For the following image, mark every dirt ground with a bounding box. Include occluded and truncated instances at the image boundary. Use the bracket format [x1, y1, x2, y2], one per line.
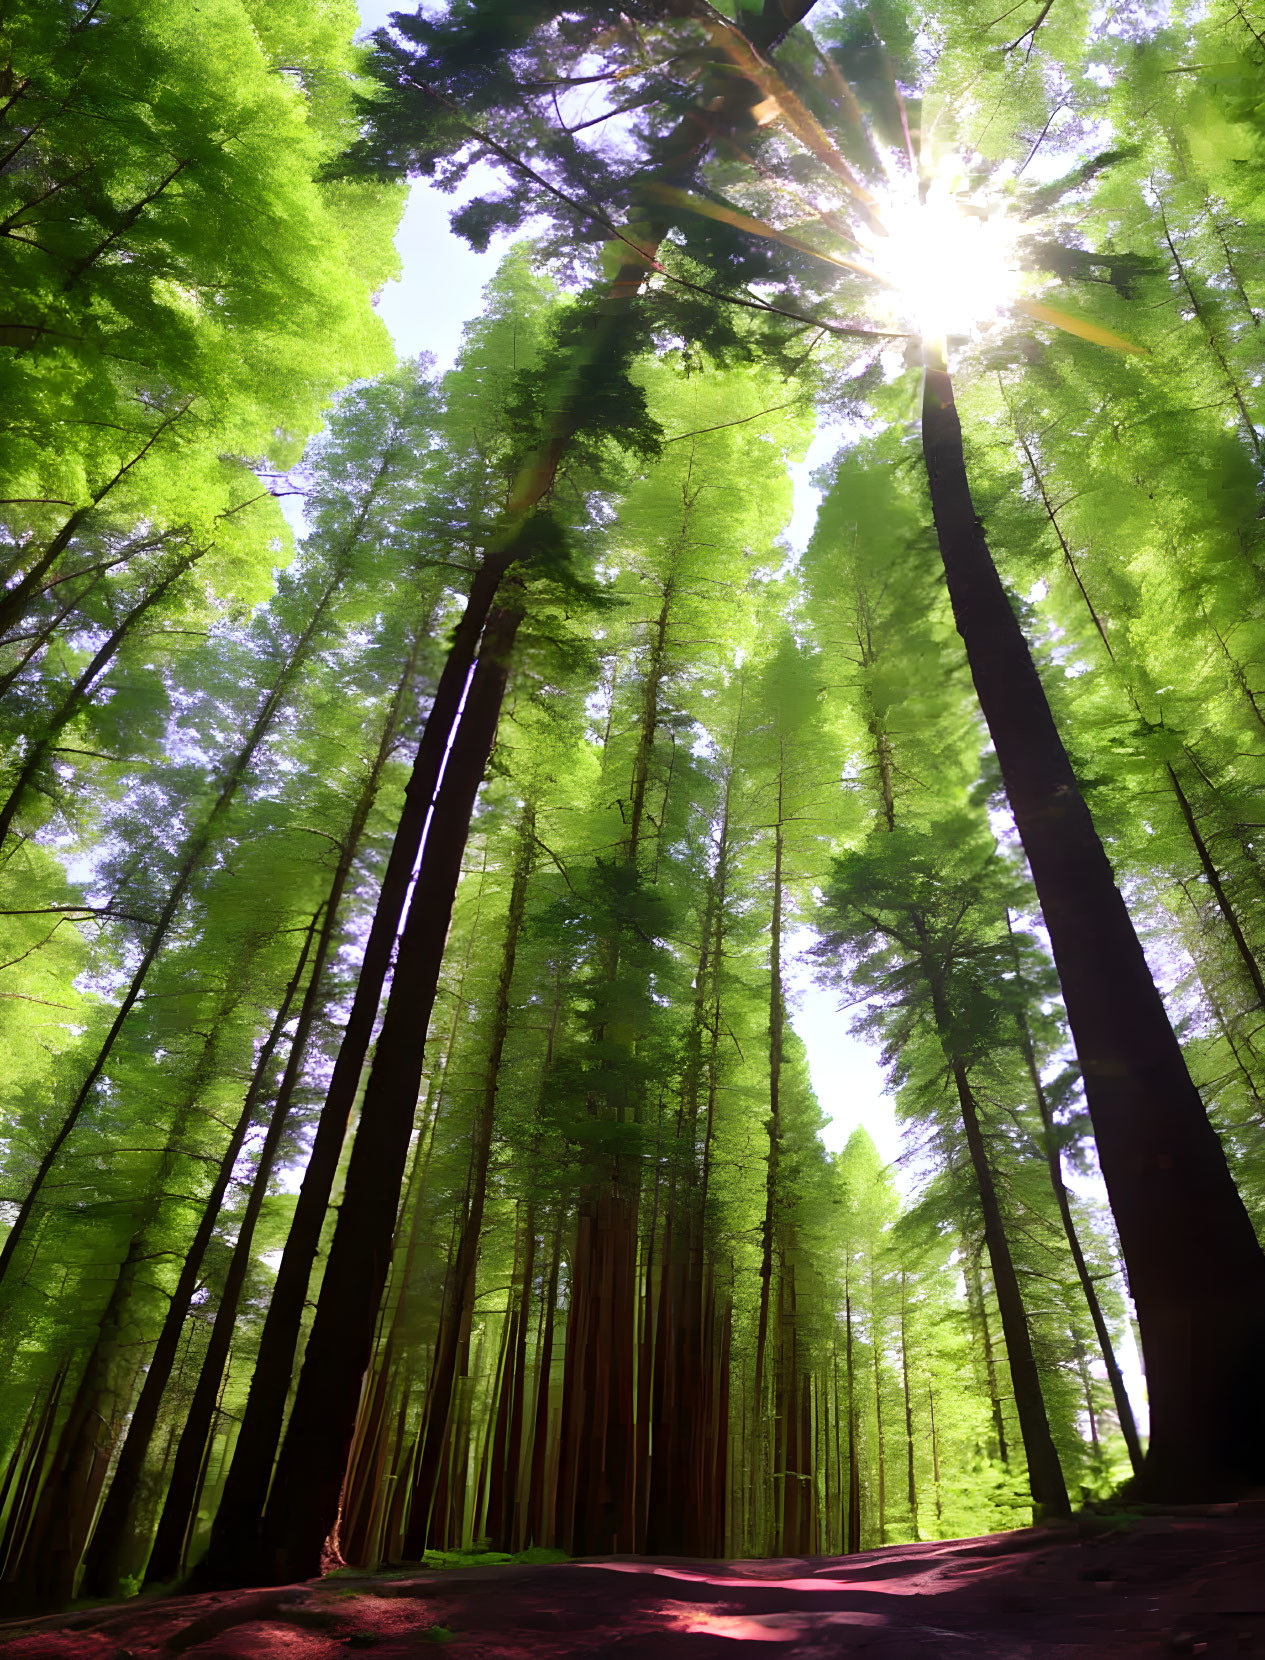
[2, 1507, 1264, 1658]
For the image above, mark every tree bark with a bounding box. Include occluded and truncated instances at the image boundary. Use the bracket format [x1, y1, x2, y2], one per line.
[79, 911, 320, 1597]
[845, 1281, 861, 1554]
[403, 798, 535, 1556]
[4, 1237, 144, 1609]
[965, 1253, 1009, 1465]
[949, 1048, 1069, 1516]
[1005, 915, 1144, 1477]
[247, 599, 522, 1585]
[922, 359, 1265, 1497]
[525, 1216, 563, 1549]
[871, 1258, 887, 1544]
[900, 1273, 918, 1537]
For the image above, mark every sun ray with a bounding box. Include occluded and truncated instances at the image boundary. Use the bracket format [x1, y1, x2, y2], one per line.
[644, 183, 882, 281]
[1015, 300, 1149, 355]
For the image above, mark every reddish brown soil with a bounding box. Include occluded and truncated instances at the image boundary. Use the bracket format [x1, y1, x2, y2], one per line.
[2, 1508, 1263, 1658]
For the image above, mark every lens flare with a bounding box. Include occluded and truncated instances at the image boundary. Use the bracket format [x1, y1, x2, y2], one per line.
[858, 158, 1021, 346]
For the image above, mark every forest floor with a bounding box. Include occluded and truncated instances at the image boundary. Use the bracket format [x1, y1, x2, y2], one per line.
[1, 1506, 1264, 1658]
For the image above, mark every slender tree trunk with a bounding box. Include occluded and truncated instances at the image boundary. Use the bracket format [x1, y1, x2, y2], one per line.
[872, 1265, 886, 1545]
[145, 643, 424, 1580]
[963, 1252, 1008, 1465]
[474, 1307, 515, 1545]
[403, 798, 535, 1556]
[0, 1399, 39, 1542]
[339, 1110, 442, 1569]
[4, 1236, 145, 1608]
[831, 1347, 842, 1555]
[496, 1205, 536, 1552]
[922, 358, 1265, 1497]
[0, 570, 344, 1297]
[0, 542, 207, 845]
[753, 751, 786, 1554]
[1167, 764, 1265, 1011]
[0, 1365, 66, 1580]
[184, 613, 450, 1584]
[1005, 916, 1144, 1476]
[247, 599, 522, 1585]
[712, 1291, 731, 1558]
[80, 912, 320, 1596]
[526, 1216, 562, 1549]
[900, 1274, 918, 1538]
[1074, 1329, 1100, 1452]
[945, 1039, 1069, 1516]
[845, 1282, 861, 1554]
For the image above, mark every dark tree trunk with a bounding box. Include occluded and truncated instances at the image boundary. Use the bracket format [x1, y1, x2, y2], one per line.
[403, 797, 535, 1556]
[249, 600, 522, 1585]
[900, 1274, 918, 1537]
[753, 755, 786, 1554]
[845, 1283, 861, 1554]
[80, 913, 320, 1597]
[872, 1260, 887, 1544]
[525, 1218, 562, 1549]
[950, 1051, 1069, 1517]
[494, 1206, 535, 1551]
[145, 656, 420, 1581]
[831, 1348, 843, 1554]
[5, 1238, 144, 1609]
[1005, 915, 1144, 1477]
[964, 1253, 1009, 1465]
[922, 360, 1265, 1497]
[0, 1365, 67, 1580]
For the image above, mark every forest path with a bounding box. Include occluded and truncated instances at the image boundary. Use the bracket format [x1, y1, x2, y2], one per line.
[1, 1508, 1263, 1658]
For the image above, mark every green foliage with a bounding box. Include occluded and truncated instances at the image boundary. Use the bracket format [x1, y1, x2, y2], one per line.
[6, 0, 1265, 1598]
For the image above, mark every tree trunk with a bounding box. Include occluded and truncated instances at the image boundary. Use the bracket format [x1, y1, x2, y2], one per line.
[0, 541, 207, 845]
[80, 912, 320, 1596]
[0, 569, 345, 1298]
[248, 599, 521, 1585]
[753, 750, 786, 1554]
[845, 1282, 861, 1554]
[872, 1263, 887, 1544]
[922, 359, 1265, 1497]
[0, 1365, 67, 1580]
[144, 639, 424, 1580]
[1167, 763, 1265, 1012]
[965, 1252, 1009, 1465]
[525, 1217, 563, 1549]
[4, 1237, 145, 1609]
[949, 1047, 1069, 1516]
[900, 1273, 918, 1538]
[403, 799, 535, 1555]
[495, 1206, 535, 1552]
[184, 608, 457, 1584]
[1005, 916, 1144, 1477]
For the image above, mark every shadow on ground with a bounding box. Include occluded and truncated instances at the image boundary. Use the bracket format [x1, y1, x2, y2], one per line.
[2, 1506, 1264, 1657]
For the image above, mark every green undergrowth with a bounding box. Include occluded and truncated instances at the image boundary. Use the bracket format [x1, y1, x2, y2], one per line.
[326, 1545, 570, 1580]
